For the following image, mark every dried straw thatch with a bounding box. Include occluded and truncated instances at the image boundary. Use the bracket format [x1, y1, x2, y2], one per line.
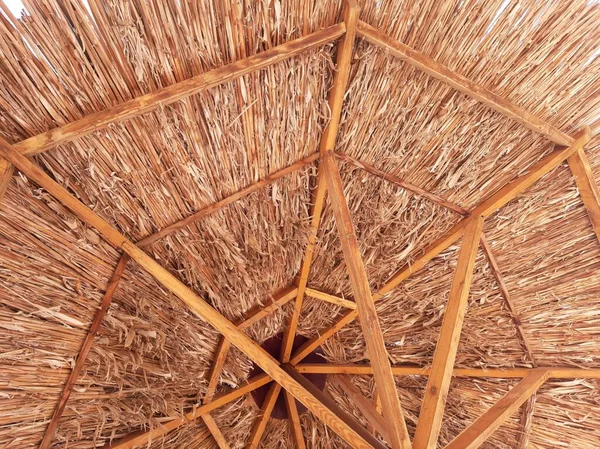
[1, 0, 600, 448]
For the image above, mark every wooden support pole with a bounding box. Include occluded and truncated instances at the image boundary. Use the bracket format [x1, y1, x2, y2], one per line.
[323, 152, 412, 449]
[11, 24, 345, 157]
[413, 216, 484, 449]
[334, 375, 390, 444]
[289, 127, 590, 366]
[107, 374, 272, 449]
[567, 148, 600, 244]
[245, 383, 282, 449]
[285, 390, 307, 449]
[280, 0, 360, 364]
[444, 370, 550, 449]
[356, 21, 573, 147]
[295, 363, 600, 379]
[40, 254, 130, 449]
[0, 139, 385, 449]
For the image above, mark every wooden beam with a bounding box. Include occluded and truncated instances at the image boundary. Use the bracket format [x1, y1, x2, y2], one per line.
[138, 153, 319, 248]
[40, 254, 129, 449]
[323, 152, 411, 449]
[0, 157, 14, 207]
[480, 234, 537, 365]
[0, 138, 386, 449]
[336, 152, 468, 216]
[107, 374, 272, 449]
[444, 370, 550, 449]
[413, 216, 484, 449]
[11, 24, 345, 157]
[356, 21, 573, 147]
[334, 375, 390, 444]
[295, 363, 600, 379]
[289, 127, 590, 366]
[280, 0, 360, 364]
[305, 287, 356, 309]
[282, 364, 388, 449]
[285, 390, 307, 449]
[245, 383, 282, 449]
[202, 415, 231, 449]
[516, 394, 536, 449]
[567, 148, 600, 244]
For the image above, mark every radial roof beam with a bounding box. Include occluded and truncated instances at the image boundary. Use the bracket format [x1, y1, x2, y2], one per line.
[289, 127, 590, 366]
[355, 21, 573, 147]
[567, 148, 600, 245]
[333, 375, 391, 444]
[444, 369, 550, 449]
[10, 24, 345, 158]
[413, 216, 484, 449]
[39, 254, 129, 449]
[323, 152, 412, 449]
[285, 390, 307, 449]
[280, 0, 360, 364]
[245, 383, 282, 449]
[0, 139, 387, 449]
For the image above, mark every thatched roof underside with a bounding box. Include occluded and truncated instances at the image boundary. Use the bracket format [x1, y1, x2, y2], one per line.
[1, 0, 600, 448]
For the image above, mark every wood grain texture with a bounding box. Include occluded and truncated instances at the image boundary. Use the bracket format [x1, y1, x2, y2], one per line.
[356, 20, 573, 146]
[295, 363, 600, 379]
[39, 255, 130, 449]
[289, 127, 591, 366]
[12, 24, 345, 156]
[444, 370, 550, 449]
[0, 138, 384, 449]
[323, 152, 411, 449]
[568, 148, 600, 244]
[413, 216, 484, 449]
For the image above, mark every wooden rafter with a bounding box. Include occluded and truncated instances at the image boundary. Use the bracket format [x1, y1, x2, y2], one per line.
[355, 21, 573, 147]
[480, 235, 537, 365]
[333, 375, 390, 444]
[108, 374, 272, 449]
[323, 152, 412, 449]
[444, 370, 550, 449]
[295, 363, 600, 379]
[567, 148, 600, 244]
[335, 152, 468, 216]
[0, 139, 386, 449]
[39, 254, 129, 449]
[280, 0, 360, 363]
[413, 216, 484, 449]
[289, 127, 590, 366]
[202, 415, 231, 449]
[9, 25, 345, 158]
[285, 390, 307, 449]
[0, 158, 14, 206]
[305, 287, 356, 309]
[245, 383, 282, 449]
[138, 153, 320, 248]
[282, 364, 388, 449]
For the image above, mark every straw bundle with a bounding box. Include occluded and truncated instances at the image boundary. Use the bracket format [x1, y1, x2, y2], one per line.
[1, 0, 600, 447]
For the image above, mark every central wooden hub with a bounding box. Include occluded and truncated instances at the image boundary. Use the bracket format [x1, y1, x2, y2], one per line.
[249, 333, 327, 420]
